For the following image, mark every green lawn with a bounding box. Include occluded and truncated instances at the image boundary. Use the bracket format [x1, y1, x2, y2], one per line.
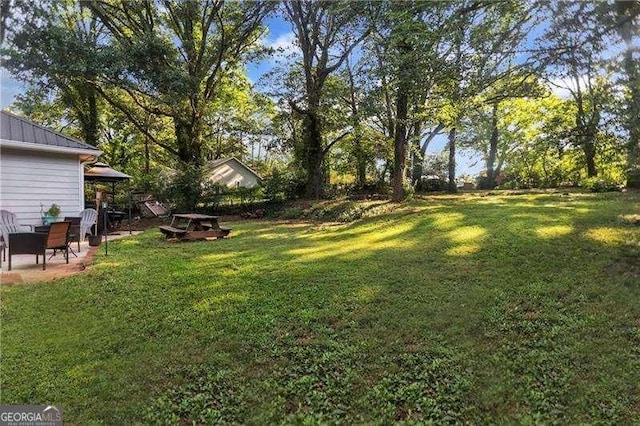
[1, 192, 639, 424]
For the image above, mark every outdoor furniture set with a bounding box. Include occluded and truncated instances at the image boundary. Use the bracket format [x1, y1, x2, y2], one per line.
[159, 213, 231, 241]
[0, 208, 97, 271]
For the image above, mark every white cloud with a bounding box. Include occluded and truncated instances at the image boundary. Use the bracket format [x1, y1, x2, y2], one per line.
[547, 75, 591, 100]
[262, 31, 298, 60]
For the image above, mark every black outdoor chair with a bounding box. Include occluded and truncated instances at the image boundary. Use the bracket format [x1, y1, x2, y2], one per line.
[8, 221, 70, 271]
[64, 216, 82, 254]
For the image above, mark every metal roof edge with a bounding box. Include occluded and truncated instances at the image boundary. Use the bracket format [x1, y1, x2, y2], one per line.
[0, 138, 103, 157]
[1, 110, 99, 151]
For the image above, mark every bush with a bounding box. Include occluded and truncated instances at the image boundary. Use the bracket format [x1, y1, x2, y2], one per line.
[274, 200, 394, 222]
[582, 177, 623, 193]
[402, 182, 415, 200]
[262, 169, 305, 201]
[415, 177, 446, 192]
[626, 166, 640, 189]
[154, 164, 204, 210]
[201, 181, 226, 210]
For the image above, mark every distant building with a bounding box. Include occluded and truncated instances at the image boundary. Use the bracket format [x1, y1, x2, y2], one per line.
[204, 157, 262, 189]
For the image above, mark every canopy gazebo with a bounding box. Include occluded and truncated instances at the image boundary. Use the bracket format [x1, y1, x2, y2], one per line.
[84, 162, 132, 234]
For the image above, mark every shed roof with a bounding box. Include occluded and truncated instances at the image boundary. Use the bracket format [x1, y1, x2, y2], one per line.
[0, 110, 100, 152]
[207, 157, 262, 180]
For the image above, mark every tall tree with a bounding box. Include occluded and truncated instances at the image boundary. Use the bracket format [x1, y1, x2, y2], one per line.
[3, 0, 105, 145]
[541, 1, 612, 178]
[284, 0, 372, 198]
[88, 0, 273, 208]
[613, 0, 640, 186]
[372, 2, 456, 200]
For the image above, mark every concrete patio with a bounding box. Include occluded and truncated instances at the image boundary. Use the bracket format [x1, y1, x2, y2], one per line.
[0, 231, 142, 284]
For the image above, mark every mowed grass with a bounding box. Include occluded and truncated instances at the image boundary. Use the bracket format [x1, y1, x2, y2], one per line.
[1, 192, 639, 424]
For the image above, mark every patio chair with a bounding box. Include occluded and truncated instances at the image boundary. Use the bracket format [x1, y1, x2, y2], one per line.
[79, 208, 98, 240]
[0, 209, 33, 266]
[64, 216, 82, 254]
[7, 221, 70, 271]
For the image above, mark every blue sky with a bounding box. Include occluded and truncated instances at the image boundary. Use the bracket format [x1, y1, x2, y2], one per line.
[0, 13, 483, 176]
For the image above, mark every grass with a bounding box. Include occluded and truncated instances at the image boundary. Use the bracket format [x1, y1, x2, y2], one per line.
[1, 191, 639, 423]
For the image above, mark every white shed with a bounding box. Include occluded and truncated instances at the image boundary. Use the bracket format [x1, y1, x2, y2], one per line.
[0, 110, 102, 226]
[205, 157, 262, 189]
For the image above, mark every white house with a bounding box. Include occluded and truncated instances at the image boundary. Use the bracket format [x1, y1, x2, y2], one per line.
[204, 157, 262, 189]
[0, 110, 102, 226]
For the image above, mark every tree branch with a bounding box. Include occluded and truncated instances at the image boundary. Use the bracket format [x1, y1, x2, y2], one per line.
[323, 129, 351, 155]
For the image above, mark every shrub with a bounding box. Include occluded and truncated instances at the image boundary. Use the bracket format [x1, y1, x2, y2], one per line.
[582, 177, 623, 193]
[402, 182, 415, 200]
[262, 169, 305, 201]
[154, 164, 204, 210]
[201, 181, 226, 210]
[415, 176, 446, 192]
[626, 166, 640, 189]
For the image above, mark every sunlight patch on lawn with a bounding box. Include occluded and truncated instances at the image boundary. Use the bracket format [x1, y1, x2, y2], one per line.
[446, 244, 482, 256]
[193, 293, 248, 313]
[286, 222, 416, 261]
[431, 212, 466, 230]
[575, 208, 592, 214]
[353, 285, 382, 303]
[448, 226, 487, 243]
[584, 227, 626, 245]
[536, 225, 574, 239]
[119, 239, 140, 246]
[445, 226, 486, 256]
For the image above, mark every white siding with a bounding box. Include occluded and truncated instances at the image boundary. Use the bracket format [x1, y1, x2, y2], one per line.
[206, 159, 259, 188]
[0, 147, 84, 226]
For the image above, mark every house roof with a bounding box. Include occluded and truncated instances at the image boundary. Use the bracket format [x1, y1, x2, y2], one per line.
[207, 157, 262, 180]
[0, 110, 100, 152]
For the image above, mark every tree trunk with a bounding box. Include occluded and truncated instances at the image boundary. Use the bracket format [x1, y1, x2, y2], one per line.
[410, 121, 424, 185]
[86, 84, 99, 146]
[623, 39, 640, 187]
[345, 56, 367, 189]
[144, 136, 150, 173]
[583, 138, 597, 177]
[616, 0, 640, 186]
[624, 45, 640, 168]
[392, 81, 409, 202]
[486, 101, 499, 189]
[67, 82, 100, 146]
[354, 129, 367, 188]
[448, 127, 457, 193]
[174, 117, 204, 210]
[304, 112, 324, 199]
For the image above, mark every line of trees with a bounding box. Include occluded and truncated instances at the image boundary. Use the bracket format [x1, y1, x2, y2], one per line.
[2, 0, 639, 208]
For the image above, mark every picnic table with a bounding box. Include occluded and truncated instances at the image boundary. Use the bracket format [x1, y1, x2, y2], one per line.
[159, 213, 231, 241]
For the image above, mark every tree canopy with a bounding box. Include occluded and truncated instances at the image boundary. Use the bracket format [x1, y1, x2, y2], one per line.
[2, 0, 638, 207]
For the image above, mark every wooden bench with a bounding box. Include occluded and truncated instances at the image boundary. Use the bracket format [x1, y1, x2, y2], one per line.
[159, 225, 188, 239]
